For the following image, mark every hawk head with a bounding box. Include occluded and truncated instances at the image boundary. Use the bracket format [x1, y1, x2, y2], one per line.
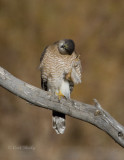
[58, 39, 75, 55]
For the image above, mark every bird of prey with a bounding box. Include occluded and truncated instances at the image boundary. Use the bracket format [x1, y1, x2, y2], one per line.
[39, 39, 82, 134]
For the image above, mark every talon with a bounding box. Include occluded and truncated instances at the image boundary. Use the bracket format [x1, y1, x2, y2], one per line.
[56, 90, 64, 100]
[75, 55, 80, 61]
[65, 69, 72, 81]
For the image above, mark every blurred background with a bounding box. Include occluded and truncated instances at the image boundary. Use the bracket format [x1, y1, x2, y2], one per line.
[0, 0, 124, 159]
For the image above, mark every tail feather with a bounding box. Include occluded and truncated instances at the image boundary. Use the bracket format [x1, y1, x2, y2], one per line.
[52, 111, 65, 134]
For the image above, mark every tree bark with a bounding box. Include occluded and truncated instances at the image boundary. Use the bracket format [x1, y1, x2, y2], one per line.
[0, 66, 124, 148]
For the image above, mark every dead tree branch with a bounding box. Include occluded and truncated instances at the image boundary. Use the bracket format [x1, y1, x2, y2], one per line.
[0, 66, 124, 148]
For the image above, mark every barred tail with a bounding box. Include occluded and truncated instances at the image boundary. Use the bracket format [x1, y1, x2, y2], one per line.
[52, 111, 66, 134]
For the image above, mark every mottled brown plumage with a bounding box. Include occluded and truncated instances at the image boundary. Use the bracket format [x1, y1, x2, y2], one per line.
[40, 39, 82, 134]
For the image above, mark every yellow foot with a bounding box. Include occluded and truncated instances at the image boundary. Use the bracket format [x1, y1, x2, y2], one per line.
[56, 90, 64, 100]
[65, 69, 72, 81]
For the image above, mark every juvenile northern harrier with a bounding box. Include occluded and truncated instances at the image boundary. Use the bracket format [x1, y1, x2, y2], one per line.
[39, 39, 82, 134]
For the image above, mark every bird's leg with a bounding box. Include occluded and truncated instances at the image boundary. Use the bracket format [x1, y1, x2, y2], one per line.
[56, 90, 65, 100]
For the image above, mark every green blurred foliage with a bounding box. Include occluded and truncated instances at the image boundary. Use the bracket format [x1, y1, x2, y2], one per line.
[0, 0, 124, 159]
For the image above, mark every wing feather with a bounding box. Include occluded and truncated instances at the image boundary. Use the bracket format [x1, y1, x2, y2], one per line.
[40, 46, 48, 62]
[40, 46, 49, 91]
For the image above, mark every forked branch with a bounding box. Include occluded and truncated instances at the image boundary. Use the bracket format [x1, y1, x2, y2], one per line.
[0, 66, 124, 147]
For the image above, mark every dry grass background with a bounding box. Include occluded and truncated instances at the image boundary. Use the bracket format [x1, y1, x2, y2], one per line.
[0, 0, 124, 159]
